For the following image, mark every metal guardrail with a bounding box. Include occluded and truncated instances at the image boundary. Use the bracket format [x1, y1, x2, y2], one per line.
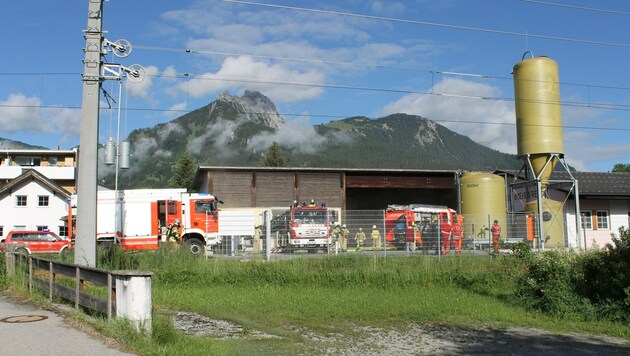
[3, 251, 153, 332]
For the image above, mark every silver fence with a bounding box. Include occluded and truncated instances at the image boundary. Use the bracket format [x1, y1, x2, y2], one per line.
[211, 210, 551, 259]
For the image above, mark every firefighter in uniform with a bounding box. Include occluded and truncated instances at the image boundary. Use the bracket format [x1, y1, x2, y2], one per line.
[253, 225, 262, 253]
[331, 224, 342, 252]
[354, 227, 366, 251]
[491, 220, 501, 254]
[371, 225, 381, 250]
[340, 224, 349, 252]
[411, 222, 423, 252]
[451, 220, 463, 255]
[406, 222, 417, 252]
[166, 221, 181, 249]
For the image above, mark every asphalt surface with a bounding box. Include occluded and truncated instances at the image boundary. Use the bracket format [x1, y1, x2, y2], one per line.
[0, 293, 134, 356]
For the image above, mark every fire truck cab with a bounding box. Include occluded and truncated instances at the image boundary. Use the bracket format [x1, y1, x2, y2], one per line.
[271, 201, 337, 253]
[69, 189, 225, 256]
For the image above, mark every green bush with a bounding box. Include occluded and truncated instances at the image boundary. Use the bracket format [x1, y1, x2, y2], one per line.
[579, 227, 630, 321]
[514, 250, 597, 321]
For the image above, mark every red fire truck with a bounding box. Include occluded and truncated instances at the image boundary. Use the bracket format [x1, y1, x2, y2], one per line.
[69, 189, 253, 255]
[271, 201, 337, 252]
[385, 204, 463, 254]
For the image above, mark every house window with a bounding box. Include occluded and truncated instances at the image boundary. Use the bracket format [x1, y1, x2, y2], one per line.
[13, 225, 26, 231]
[16, 195, 27, 207]
[37, 226, 49, 232]
[596, 211, 609, 230]
[15, 157, 41, 166]
[59, 226, 68, 237]
[581, 211, 592, 230]
[38, 195, 50, 207]
[0, 226, 3, 238]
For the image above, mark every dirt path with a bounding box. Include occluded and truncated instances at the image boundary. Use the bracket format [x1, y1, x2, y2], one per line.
[171, 311, 630, 355]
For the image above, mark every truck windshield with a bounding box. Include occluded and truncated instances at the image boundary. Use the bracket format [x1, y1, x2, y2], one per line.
[195, 201, 216, 214]
[293, 209, 327, 223]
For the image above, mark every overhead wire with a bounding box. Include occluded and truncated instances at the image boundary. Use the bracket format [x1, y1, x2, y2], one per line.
[220, 0, 630, 48]
[3, 1, 630, 137]
[520, 0, 630, 16]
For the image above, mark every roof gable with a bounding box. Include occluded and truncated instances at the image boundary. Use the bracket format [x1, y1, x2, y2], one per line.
[0, 169, 71, 200]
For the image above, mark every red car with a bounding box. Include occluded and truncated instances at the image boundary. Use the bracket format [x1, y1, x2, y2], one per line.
[0, 231, 72, 255]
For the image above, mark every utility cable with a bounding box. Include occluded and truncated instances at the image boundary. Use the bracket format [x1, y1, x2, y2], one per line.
[221, 0, 630, 49]
[521, 0, 630, 16]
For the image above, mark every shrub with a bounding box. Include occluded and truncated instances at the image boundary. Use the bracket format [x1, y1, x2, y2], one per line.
[514, 250, 597, 320]
[578, 227, 630, 321]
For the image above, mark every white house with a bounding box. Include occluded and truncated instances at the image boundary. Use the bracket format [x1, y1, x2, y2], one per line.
[0, 149, 77, 194]
[0, 169, 71, 239]
[562, 171, 630, 249]
[502, 170, 630, 249]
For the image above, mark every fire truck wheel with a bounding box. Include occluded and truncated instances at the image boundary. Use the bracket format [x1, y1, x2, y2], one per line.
[185, 239, 205, 256]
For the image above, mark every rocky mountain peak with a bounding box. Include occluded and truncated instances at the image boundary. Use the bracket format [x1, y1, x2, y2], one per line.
[215, 90, 284, 129]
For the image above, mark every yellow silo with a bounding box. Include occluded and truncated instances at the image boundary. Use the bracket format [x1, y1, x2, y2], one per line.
[525, 198, 565, 248]
[513, 56, 564, 181]
[460, 172, 507, 239]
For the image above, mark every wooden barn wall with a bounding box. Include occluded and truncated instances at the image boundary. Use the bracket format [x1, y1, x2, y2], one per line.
[211, 171, 253, 208]
[345, 175, 454, 189]
[297, 173, 342, 207]
[255, 172, 295, 207]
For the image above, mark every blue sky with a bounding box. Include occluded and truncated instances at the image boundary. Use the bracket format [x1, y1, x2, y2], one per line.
[1, 0, 629, 172]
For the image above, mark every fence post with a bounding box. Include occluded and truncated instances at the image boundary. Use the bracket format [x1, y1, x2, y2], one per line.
[75, 267, 80, 309]
[4, 253, 15, 276]
[49, 261, 53, 301]
[107, 273, 113, 321]
[28, 257, 33, 293]
[113, 270, 154, 334]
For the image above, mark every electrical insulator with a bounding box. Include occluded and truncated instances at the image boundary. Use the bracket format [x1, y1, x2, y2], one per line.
[105, 138, 115, 165]
[119, 141, 130, 169]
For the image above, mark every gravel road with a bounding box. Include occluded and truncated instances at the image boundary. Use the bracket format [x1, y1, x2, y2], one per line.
[172, 310, 630, 355]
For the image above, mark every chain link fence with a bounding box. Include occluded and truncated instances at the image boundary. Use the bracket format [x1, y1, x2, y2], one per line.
[210, 210, 552, 259]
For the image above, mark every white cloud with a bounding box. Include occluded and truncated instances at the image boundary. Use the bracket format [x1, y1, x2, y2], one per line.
[563, 130, 630, 171]
[381, 78, 517, 154]
[0, 94, 47, 132]
[181, 56, 325, 104]
[0, 94, 81, 144]
[163, 102, 188, 120]
[248, 116, 325, 155]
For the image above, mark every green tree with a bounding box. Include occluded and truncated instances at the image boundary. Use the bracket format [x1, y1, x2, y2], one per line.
[612, 164, 630, 173]
[168, 152, 197, 191]
[260, 142, 287, 167]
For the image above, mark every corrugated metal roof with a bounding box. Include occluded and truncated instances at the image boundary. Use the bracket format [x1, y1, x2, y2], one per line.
[496, 170, 630, 197]
[560, 171, 630, 196]
[198, 165, 459, 174]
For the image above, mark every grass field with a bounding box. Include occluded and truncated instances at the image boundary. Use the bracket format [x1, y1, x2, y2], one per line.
[3, 249, 630, 355]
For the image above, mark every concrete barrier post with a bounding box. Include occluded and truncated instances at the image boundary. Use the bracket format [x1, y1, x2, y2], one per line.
[114, 270, 154, 334]
[4, 252, 15, 276]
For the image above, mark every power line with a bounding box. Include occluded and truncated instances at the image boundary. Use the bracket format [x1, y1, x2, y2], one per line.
[130, 44, 630, 94]
[2, 99, 630, 133]
[521, 0, 630, 16]
[221, 0, 630, 49]
[4, 70, 630, 112]
[134, 45, 428, 73]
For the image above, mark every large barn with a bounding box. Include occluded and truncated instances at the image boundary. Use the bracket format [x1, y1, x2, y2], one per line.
[192, 166, 461, 210]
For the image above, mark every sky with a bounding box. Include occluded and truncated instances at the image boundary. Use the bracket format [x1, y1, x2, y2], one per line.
[1, 0, 630, 172]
